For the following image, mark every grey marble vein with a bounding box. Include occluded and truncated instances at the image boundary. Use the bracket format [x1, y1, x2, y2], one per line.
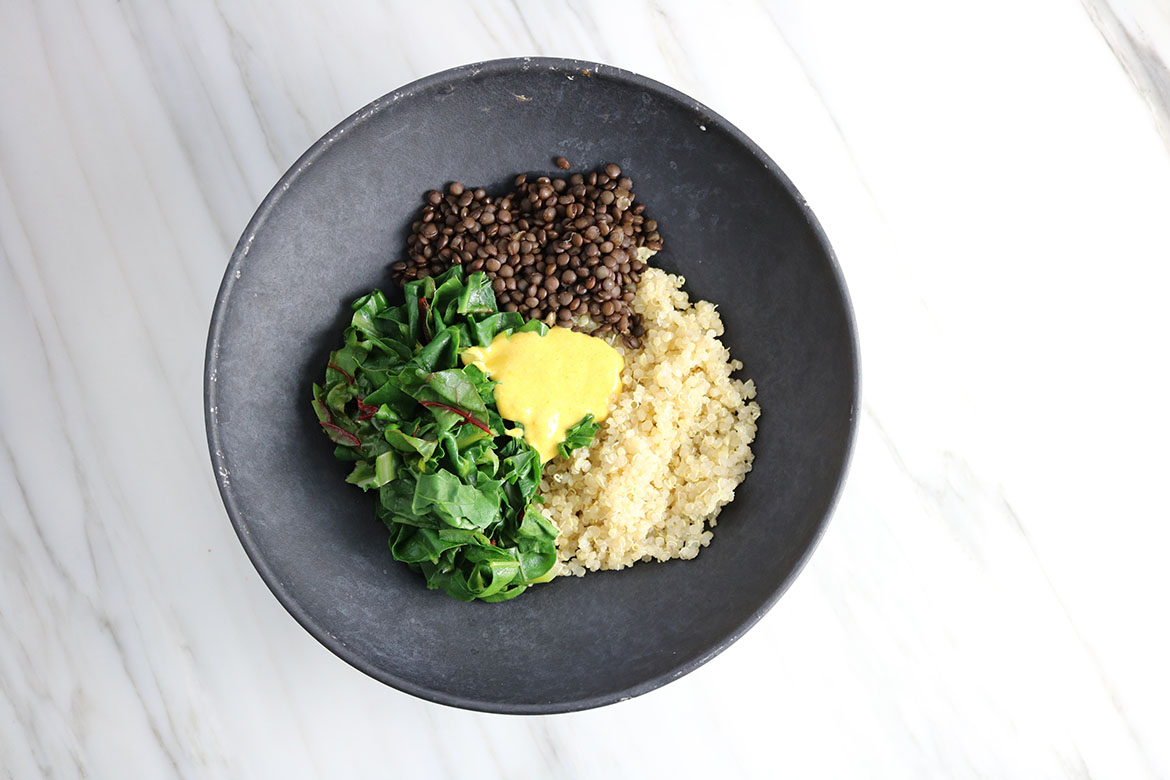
[1083, 0, 1170, 153]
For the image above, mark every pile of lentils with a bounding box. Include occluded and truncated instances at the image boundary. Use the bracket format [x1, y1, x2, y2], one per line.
[391, 161, 662, 348]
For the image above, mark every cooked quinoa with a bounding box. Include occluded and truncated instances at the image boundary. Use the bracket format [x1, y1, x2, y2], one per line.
[541, 267, 760, 575]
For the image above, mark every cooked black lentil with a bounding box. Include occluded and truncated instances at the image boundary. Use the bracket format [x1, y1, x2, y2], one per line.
[391, 163, 662, 345]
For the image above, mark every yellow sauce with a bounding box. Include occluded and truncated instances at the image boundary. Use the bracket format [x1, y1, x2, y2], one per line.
[461, 327, 623, 461]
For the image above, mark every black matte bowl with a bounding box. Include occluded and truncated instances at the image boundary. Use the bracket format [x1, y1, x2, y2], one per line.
[205, 57, 857, 714]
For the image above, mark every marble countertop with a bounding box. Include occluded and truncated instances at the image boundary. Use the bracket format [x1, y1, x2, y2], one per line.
[3, 1, 1169, 777]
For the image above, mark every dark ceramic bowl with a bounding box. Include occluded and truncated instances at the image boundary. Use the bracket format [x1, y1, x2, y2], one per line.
[205, 57, 857, 714]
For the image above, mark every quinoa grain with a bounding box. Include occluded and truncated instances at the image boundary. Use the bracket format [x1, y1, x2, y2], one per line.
[541, 268, 760, 574]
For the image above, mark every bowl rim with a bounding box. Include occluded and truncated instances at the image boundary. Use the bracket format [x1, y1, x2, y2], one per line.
[204, 56, 860, 715]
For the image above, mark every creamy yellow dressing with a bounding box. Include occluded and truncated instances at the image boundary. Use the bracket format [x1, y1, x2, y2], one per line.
[461, 327, 623, 461]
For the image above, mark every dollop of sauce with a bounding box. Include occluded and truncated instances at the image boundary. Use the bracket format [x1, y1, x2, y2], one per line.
[461, 327, 623, 461]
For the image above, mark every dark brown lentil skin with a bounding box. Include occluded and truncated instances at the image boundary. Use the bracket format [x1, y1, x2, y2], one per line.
[391, 163, 662, 346]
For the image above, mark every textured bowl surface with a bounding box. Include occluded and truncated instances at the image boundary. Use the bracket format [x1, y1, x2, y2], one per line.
[205, 57, 857, 714]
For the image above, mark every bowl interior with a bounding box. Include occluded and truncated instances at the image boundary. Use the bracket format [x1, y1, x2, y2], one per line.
[207, 58, 856, 713]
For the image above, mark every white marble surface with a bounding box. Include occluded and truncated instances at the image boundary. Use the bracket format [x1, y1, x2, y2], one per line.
[3, 0, 1169, 777]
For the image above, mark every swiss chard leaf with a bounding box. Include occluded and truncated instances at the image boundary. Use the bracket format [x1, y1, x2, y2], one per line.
[363, 380, 416, 418]
[471, 312, 525, 347]
[457, 272, 497, 316]
[389, 525, 480, 564]
[412, 470, 501, 530]
[384, 428, 437, 458]
[345, 452, 396, 491]
[558, 414, 600, 459]
[312, 262, 606, 603]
